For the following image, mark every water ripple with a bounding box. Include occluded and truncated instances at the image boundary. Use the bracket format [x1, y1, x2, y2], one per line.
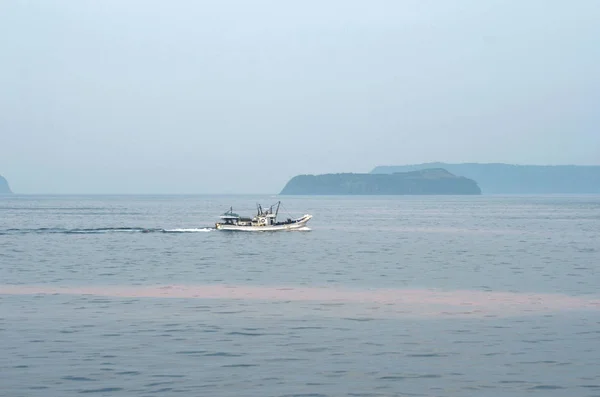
[2, 195, 600, 397]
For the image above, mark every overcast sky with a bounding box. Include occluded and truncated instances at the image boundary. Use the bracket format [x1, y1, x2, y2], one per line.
[1, 0, 599, 194]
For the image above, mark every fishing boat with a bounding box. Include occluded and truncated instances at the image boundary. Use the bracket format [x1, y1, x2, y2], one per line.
[215, 201, 312, 231]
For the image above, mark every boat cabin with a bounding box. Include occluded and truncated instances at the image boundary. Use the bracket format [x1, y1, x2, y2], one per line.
[218, 203, 280, 227]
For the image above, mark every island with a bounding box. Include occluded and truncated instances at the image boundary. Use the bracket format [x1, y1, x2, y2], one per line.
[371, 163, 600, 194]
[280, 168, 481, 195]
[0, 174, 12, 194]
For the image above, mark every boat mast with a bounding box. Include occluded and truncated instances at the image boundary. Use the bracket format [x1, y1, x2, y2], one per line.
[275, 201, 280, 218]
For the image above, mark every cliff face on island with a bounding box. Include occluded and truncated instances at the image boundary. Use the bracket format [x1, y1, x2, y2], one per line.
[371, 163, 600, 194]
[0, 175, 12, 194]
[280, 169, 481, 195]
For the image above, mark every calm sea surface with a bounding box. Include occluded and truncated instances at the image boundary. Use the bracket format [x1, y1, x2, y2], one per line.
[1, 195, 599, 397]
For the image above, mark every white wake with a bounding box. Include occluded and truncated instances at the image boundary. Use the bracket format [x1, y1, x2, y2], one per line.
[163, 228, 213, 233]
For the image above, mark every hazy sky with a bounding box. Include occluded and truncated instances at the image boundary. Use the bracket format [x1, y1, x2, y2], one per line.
[1, 0, 599, 194]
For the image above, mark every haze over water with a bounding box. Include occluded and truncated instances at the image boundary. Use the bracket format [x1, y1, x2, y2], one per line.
[1, 194, 599, 396]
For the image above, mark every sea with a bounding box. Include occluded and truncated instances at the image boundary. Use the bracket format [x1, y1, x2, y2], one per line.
[1, 194, 599, 397]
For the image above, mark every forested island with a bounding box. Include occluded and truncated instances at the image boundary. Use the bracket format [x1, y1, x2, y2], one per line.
[280, 169, 481, 195]
[371, 163, 600, 194]
[0, 175, 12, 194]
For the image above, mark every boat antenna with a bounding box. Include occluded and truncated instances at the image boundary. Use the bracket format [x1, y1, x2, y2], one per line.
[278, 202, 296, 220]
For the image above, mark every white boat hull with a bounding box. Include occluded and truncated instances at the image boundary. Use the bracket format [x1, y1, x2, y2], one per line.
[216, 215, 312, 232]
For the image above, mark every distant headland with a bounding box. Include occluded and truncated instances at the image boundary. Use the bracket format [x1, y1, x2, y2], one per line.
[0, 175, 12, 194]
[371, 163, 600, 194]
[280, 168, 481, 195]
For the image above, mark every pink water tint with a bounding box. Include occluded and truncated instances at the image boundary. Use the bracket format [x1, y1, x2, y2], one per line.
[1, 284, 599, 318]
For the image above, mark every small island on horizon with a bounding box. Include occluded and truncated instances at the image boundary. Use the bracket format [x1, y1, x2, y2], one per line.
[0, 174, 12, 194]
[280, 168, 481, 195]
